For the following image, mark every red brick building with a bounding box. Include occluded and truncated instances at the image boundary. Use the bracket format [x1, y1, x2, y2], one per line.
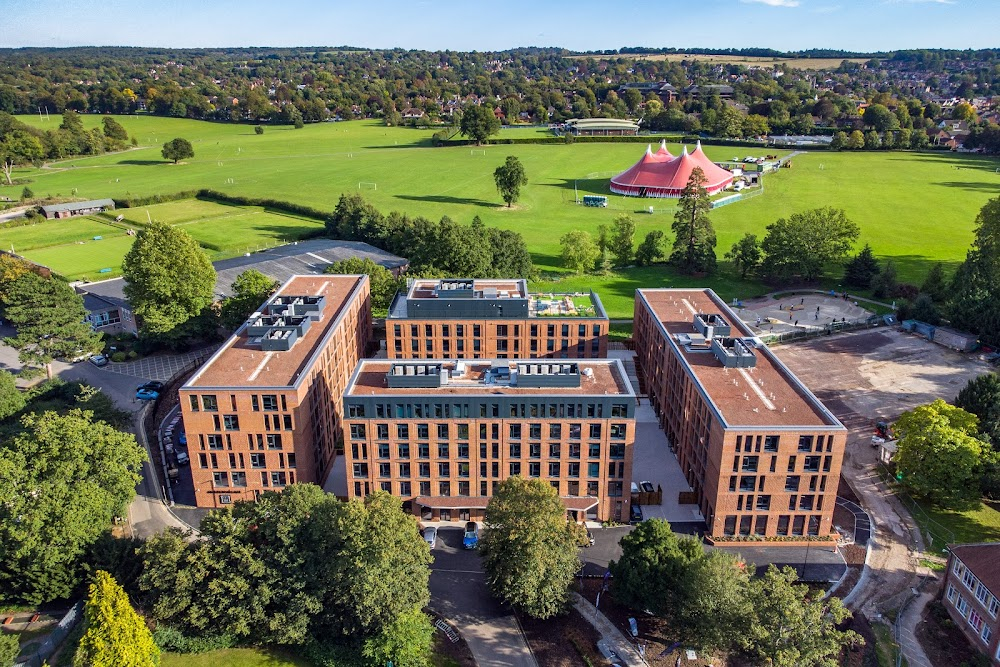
[944, 543, 1000, 664]
[179, 275, 371, 508]
[634, 288, 847, 542]
[386, 279, 608, 360]
[342, 358, 636, 523]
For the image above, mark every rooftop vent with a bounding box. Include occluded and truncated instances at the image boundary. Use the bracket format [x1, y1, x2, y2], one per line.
[435, 280, 474, 298]
[244, 294, 323, 351]
[515, 362, 581, 388]
[711, 337, 758, 369]
[386, 363, 446, 388]
[693, 313, 731, 340]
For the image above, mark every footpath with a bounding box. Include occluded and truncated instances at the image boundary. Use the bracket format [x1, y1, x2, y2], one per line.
[572, 592, 647, 667]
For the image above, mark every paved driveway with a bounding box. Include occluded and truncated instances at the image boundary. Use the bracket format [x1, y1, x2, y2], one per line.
[103, 346, 216, 381]
[429, 527, 537, 667]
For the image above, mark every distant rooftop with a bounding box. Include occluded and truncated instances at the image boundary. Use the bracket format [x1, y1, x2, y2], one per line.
[346, 359, 633, 398]
[185, 275, 366, 389]
[388, 278, 607, 320]
[637, 288, 843, 430]
[40, 199, 115, 214]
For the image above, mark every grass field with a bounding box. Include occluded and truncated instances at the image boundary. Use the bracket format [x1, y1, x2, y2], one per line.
[4, 114, 999, 316]
[160, 648, 311, 667]
[569, 52, 870, 69]
[912, 498, 1000, 554]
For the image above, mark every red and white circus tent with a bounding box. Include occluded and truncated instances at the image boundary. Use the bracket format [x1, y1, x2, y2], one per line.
[609, 140, 734, 198]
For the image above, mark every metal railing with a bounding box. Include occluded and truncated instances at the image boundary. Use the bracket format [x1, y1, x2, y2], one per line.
[13, 601, 83, 667]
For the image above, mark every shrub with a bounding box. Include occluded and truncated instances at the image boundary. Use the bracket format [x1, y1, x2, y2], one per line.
[127, 351, 138, 360]
[892, 283, 920, 301]
[152, 625, 235, 654]
[254, 125, 264, 135]
[110, 352, 126, 363]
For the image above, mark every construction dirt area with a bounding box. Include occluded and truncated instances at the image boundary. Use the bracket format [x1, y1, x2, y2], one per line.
[772, 327, 993, 666]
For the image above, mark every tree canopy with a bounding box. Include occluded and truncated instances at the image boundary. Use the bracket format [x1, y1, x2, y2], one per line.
[325, 257, 403, 317]
[459, 105, 500, 145]
[635, 230, 665, 266]
[761, 207, 859, 281]
[0, 369, 25, 421]
[0, 409, 145, 605]
[670, 167, 716, 274]
[218, 269, 279, 330]
[493, 155, 528, 207]
[842, 243, 881, 289]
[75, 570, 159, 667]
[956, 373, 1000, 446]
[3, 272, 103, 378]
[948, 197, 1000, 346]
[560, 230, 599, 274]
[481, 477, 584, 619]
[608, 214, 636, 267]
[161, 137, 194, 163]
[121, 220, 216, 336]
[725, 233, 762, 279]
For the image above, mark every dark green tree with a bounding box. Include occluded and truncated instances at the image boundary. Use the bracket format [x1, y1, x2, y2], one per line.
[0, 130, 45, 185]
[949, 197, 1000, 345]
[608, 214, 636, 266]
[325, 257, 403, 316]
[481, 477, 584, 619]
[254, 125, 264, 135]
[0, 369, 25, 421]
[493, 155, 528, 207]
[218, 269, 279, 330]
[725, 233, 761, 279]
[161, 137, 194, 163]
[956, 373, 1000, 446]
[487, 227, 535, 279]
[910, 293, 940, 325]
[761, 207, 859, 281]
[635, 230, 665, 266]
[4, 272, 102, 378]
[870, 260, 898, 299]
[121, 221, 216, 336]
[0, 409, 145, 605]
[830, 131, 848, 150]
[459, 105, 500, 145]
[739, 565, 861, 667]
[842, 243, 881, 289]
[863, 104, 899, 133]
[609, 519, 703, 617]
[101, 116, 128, 142]
[670, 167, 717, 274]
[920, 263, 949, 302]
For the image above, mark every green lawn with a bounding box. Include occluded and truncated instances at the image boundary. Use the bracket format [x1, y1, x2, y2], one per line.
[0, 217, 122, 252]
[911, 498, 1000, 554]
[5, 114, 998, 318]
[22, 234, 136, 281]
[160, 648, 312, 667]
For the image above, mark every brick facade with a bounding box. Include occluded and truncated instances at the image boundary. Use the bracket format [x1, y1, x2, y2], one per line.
[944, 544, 1000, 664]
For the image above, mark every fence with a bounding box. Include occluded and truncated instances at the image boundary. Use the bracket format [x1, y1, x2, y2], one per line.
[759, 317, 879, 346]
[14, 601, 84, 667]
[874, 461, 956, 554]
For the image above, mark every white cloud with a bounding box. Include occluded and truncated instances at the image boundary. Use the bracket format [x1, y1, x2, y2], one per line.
[740, 0, 801, 6]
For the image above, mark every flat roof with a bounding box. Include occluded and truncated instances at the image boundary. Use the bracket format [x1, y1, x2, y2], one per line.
[389, 278, 608, 319]
[184, 274, 366, 389]
[346, 359, 634, 398]
[637, 288, 843, 429]
[406, 278, 528, 301]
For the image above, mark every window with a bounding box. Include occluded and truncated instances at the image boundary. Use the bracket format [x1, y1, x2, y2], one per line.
[954, 560, 965, 576]
[529, 423, 542, 439]
[201, 395, 218, 411]
[352, 463, 369, 477]
[379, 463, 391, 478]
[763, 435, 779, 452]
[510, 462, 521, 476]
[458, 481, 470, 496]
[798, 435, 814, 452]
[347, 404, 365, 418]
[437, 443, 449, 458]
[207, 434, 224, 450]
[509, 424, 522, 439]
[957, 595, 970, 617]
[569, 424, 581, 439]
[610, 424, 627, 439]
[590, 424, 602, 439]
[232, 471, 247, 487]
[739, 476, 756, 491]
[397, 424, 409, 439]
[398, 462, 411, 478]
[799, 495, 814, 511]
[981, 624, 991, 645]
[213, 472, 229, 487]
[188, 395, 200, 411]
[589, 443, 601, 458]
[418, 463, 430, 478]
[947, 584, 957, 602]
[569, 443, 581, 458]
[261, 394, 278, 411]
[549, 443, 561, 458]
[251, 453, 266, 469]
[350, 424, 366, 440]
[458, 463, 470, 478]
[526, 462, 539, 477]
[963, 569, 978, 591]
[609, 444, 625, 459]
[990, 595, 999, 618]
[266, 434, 282, 450]
[968, 609, 984, 634]
[437, 423, 449, 439]
[438, 463, 450, 478]
[776, 515, 790, 535]
[509, 443, 521, 458]
[803, 456, 821, 472]
[785, 476, 800, 491]
[548, 462, 561, 477]
[588, 462, 600, 478]
[608, 481, 623, 497]
[438, 481, 451, 496]
[741, 456, 759, 472]
[756, 495, 771, 511]
[976, 583, 990, 605]
[549, 424, 562, 439]
[569, 462, 580, 477]
[724, 516, 737, 536]
[270, 472, 287, 487]
[416, 423, 428, 439]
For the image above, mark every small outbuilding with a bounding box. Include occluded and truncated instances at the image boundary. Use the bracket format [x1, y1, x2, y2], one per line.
[40, 199, 116, 220]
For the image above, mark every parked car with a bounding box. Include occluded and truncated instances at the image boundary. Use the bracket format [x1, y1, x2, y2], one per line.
[423, 526, 438, 549]
[178, 431, 187, 446]
[586, 530, 595, 547]
[463, 522, 479, 550]
[88, 354, 109, 367]
[135, 387, 160, 401]
[630, 503, 643, 524]
[138, 381, 164, 392]
[640, 481, 655, 493]
[176, 451, 190, 466]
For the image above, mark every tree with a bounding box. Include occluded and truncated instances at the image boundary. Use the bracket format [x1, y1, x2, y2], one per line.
[0, 369, 25, 421]
[725, 233, 761, 279]
[218, 269, 279, 330]
[863, 104, 899, 133]
[830, 131, 848, 150]
[742, 114, 770, 138]
[493, 155, 528, 207]
[761, 207, 859, 282]
[325, 257, 403, 316]
[948, 197, 1000, 346]
[0, 633, 18, 667]
[863, 130, 881, 150]
[4, 272, 103, 378]
[121, 221, 216, 336]
[361, 606, 433, 667]
[0, 254, 29, 305]
[842, 244, 881, 289]
[635, 231, 665, 266]
[459, 105, 500, 145]
[894, 399, 989, 506]
[608, 214, 636, 266]
[481, 477, 583, 619]
[952, 102, 977, 123]
[75, 570, 159, 667]
[920, 263, 947, 302]
[0, 130, 45, 185]
[0, 409, 145, 605]
[161, 137, 194, 163]
[676, 549, 750, 652]
[20, 186, 32, 201]
[847, 130, 865, 149]
[740, 566, 861, 667]
[870, 260, 897, 299]
[101, 116, 128, 142]
[910, 293, 940, 325]
[956, 373, 1000, 446]
[610, 519, 704, 617]
[254, 125, 264, 135]
[670, 167, 717, 274]
[560, 230, 598, 274]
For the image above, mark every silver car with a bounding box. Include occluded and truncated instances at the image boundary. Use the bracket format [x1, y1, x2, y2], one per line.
[423, 526, 437, 549]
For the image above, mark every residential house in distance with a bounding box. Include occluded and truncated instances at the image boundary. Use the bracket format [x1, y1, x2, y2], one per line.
[342, 358, 636, 523]
[386, 278, 608, 360]
[39, 199, 116, 219]
[633, 288, 847, 542]
[178, 275, 371, 508]
[944, 543, 1000, 665]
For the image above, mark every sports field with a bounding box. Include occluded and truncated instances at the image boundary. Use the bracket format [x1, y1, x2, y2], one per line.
[4, 114, 999, 316]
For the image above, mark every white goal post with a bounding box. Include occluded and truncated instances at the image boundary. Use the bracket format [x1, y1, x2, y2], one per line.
[470, 149, 486, 156]
[357, 182, 377, 190]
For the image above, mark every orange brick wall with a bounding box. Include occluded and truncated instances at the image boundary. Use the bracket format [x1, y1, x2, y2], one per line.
[387, 318, 608, 359]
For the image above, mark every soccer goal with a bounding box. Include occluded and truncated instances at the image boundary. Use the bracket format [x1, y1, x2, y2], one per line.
[470, 149, 486, 156]
[357, 182, 377, 191]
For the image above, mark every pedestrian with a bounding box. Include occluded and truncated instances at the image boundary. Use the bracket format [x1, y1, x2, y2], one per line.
[800, 298, 804, 305]
[817, 306, 820, 313]
[789, 312, 792, 320]
[815, 311, 819, 320]
[779, 303, 783, 310]
[795, 320, 799, 326]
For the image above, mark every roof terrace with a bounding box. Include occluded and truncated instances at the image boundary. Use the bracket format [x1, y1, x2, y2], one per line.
[388, 278, 607, 319]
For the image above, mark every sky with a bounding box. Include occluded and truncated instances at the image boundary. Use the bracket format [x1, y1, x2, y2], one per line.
[1, 0, 998, 52]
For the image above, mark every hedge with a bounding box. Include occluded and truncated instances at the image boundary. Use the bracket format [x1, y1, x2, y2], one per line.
[113, 190, 200, 208]
[195, 190, 329, 221]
